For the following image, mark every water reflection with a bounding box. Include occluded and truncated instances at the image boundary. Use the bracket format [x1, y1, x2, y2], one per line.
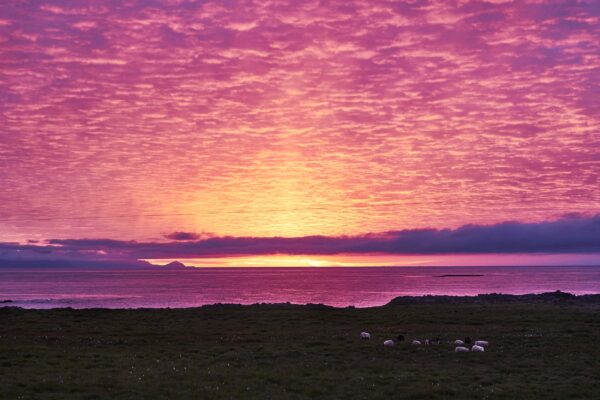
[1, 266, 598, 309]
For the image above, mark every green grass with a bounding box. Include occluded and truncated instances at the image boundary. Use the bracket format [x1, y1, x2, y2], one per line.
[1, 300, 599, 399]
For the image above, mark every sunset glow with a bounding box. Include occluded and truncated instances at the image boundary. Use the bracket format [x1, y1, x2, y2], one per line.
[3, 4, 600, 396]
[147, 253, 600, 268]
[147, 255, 425, 268]
[1, 0, 599, 266]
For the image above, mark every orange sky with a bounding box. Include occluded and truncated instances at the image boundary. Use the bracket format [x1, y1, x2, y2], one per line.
[147, 253, 600, 268]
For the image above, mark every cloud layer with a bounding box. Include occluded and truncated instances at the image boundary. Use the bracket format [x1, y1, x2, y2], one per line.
[1, 1, 599, 242]
[164, 231, 205, 241]
[2, 215, 599, 267]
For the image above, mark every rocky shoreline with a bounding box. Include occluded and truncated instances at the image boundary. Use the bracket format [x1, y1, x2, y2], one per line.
[386, 290, 600, 305]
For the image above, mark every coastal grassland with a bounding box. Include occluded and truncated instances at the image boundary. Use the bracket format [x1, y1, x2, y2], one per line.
[1, 298, 599, 399]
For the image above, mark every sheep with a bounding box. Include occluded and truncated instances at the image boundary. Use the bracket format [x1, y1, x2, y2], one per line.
[474, 340, 489, 347]
[384, 340, 394, 347]
[360, 332, 371, 340]
[424, 339, 430, 345]
[454, 339, 465, 346]
[455, 346, 470, 352]
[411, 340, 421, 345]
[471, 345, 485, 352]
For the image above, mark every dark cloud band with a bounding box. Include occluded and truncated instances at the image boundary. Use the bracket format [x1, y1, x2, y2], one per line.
[2, 214, 599, 267]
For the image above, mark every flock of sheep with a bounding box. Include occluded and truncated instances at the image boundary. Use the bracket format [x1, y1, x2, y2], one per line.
[360, 332, 489, 352]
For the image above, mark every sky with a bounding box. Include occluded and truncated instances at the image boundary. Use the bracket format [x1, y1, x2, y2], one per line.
[1, 0, 599, 266]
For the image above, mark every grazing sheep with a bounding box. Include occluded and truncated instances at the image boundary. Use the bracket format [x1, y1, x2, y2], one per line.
[360, 332, 371, 339]
[424, 339, 430, 345]
[472, 345, 485, 352]
[454, 339, 465, 346]
[455, 346, 470, 352]
[384, 340, 394, 347]
[474, 340, 489, 347]
[464, 336, 472, 344]
[397, 334, 405, 342]
[411, 340, 421, 345]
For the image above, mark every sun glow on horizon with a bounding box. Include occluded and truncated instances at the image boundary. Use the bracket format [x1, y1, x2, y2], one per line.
[145, 253, 600, 268]
[146, 254, 427, 268]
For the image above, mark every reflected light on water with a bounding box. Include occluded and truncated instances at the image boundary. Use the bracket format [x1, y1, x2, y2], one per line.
[145, 253, 600, 268]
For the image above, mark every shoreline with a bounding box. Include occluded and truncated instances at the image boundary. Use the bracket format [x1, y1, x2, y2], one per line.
[3, 290, 600, 311]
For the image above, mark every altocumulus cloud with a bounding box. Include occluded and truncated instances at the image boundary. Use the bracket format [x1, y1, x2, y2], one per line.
[1, 214, 600, 267]
[1, 0, 600, 241]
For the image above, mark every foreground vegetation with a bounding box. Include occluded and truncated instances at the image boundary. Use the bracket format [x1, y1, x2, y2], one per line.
[1, 293, 599, 399]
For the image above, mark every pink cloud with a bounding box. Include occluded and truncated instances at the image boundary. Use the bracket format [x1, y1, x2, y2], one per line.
[0, 0, 598, 242]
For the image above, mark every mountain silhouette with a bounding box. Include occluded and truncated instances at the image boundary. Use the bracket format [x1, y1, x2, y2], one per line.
[163, 260, 186, 269]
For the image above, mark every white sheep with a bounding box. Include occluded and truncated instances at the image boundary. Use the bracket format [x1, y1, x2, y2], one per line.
[360, 332, 371, 340]
[411, 340, 421, 345]
[454, 339, 465, 346]
[455, 346, 470, 352]
[474, 340, 489, 347]
[472, 345, 485, 352]
[384, 340, 394, 347]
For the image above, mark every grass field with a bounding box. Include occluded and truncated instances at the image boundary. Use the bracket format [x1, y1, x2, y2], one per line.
[1, 294, 599, 399]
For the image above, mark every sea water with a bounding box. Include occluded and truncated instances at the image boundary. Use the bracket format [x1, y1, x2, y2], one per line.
[1, 265, 599, 309]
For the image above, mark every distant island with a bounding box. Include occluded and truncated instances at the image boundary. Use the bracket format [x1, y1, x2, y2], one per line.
[162, 261, 187, 269]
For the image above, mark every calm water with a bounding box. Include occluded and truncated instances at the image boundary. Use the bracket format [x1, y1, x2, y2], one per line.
[1, 266, 599, 309]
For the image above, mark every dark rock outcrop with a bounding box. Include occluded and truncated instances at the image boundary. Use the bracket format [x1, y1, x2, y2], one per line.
[386, 291, 600, 306]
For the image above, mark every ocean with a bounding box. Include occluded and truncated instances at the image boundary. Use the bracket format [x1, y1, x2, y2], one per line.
[1, 265, 599, 309]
